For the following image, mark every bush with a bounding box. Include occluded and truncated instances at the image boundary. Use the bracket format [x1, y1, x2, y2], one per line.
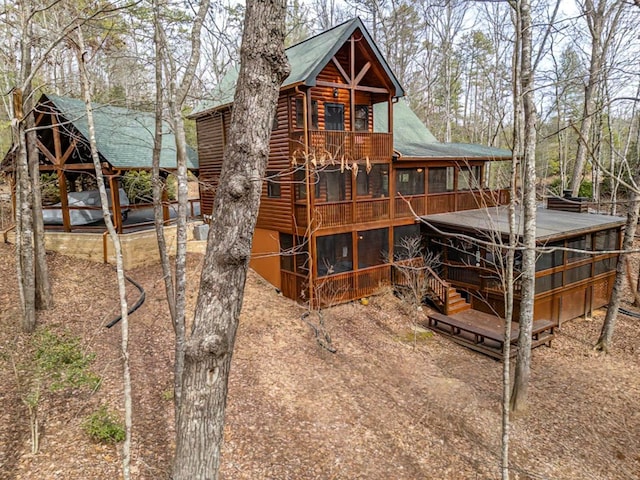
[121, 170, 176, 204]
[34, 329, 100, 392]
[83, 406, 125, 443]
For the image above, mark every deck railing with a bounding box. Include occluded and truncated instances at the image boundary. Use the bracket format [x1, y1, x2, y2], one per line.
[315, 264, 391, 305]
[306, 130, 393, 162]
[425, 266, 450, 310]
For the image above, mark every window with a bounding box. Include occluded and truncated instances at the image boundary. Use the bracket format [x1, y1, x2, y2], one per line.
[317, 233, 352, 276]
[325, 103, 344, 131]
[356, 164, 389, 197]
[272, 114, 279, 130]
[536, 272, 563, 293]
[295, 98, 304, 128]
[280, 234, 294, 271]
[536, 241, 564, 271]
[317, 168, 349, 202]
[393, 224, 421, 260]
[428, 167, 454, 193]
[567, 235, 591, 263]
[565, 263, 592, 284]
[595, 229, 618, 251]
[354, 105, 369, 131]
[293, 169, 306, 200]
[266, 171, 281, 198]
[358, 228, 389, 268]
[396, 168, 425, 196]
[295, 98, 318, 129]
[594, 257, 617, 275]
[458, 165, 481, 190]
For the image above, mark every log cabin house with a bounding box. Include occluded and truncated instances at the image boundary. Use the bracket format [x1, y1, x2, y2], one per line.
[191, 18, 624, 342]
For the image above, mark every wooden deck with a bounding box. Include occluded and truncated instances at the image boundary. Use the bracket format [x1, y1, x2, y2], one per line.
[425, 309, 556, 360]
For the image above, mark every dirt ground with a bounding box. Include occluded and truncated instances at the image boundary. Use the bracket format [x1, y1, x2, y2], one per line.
[0, 242, 639, 480]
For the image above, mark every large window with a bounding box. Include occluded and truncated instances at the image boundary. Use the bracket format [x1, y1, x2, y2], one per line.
[536, 272, 563, 293]
[393, 224, 421, 260]
[567, 235, 591, 263]
[458, 165, 481, 190]
[356, 164, 389, 197]
[317, 168, 350, 202]
[317, 233, 352, 276]
[536, 241, 564, 271]
[396, 168, 425, 196]
[325, 103, 344, 131]
[428, 167, 454, 193]
[358, 228, 389, 268]
[293, 169, 306, 200]
[595, 229, 618, 251]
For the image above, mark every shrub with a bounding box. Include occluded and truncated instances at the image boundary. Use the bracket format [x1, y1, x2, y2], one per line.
[122, 170, 176, 204]
[34, 329, 100, 392]
[83, 406, 125, 443]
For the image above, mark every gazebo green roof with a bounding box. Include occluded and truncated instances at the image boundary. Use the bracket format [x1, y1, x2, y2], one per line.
[374, 100, 513, 160]
[191, 17, 404, 116]
[45, 94, 198, 170]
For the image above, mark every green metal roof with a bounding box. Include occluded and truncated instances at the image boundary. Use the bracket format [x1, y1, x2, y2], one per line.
[191, 17, 404, 116]
[45, 94, 198, 170]
[374, 100, 513, 159]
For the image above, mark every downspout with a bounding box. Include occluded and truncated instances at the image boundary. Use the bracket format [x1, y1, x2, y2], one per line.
[295, 86, 314, 308]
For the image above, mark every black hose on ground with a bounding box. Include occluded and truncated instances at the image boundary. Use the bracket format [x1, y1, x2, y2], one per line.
[106, 273, 146, 328]
[618, 307, 640, 319]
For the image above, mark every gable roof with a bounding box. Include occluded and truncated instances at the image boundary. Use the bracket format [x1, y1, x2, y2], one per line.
[191, 17, 404, 116]
[374, 100, 513, 160]
[43, 94, 198, 170]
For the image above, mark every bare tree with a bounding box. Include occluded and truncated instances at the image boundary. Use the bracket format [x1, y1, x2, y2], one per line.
[569, 0, 626, 195]
[509, 0, 537, 414]
[75, 24, 133, 480]
[171, 1, 289, 478]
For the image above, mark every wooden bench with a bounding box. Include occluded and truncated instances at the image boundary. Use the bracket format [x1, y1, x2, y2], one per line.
[426, 313, 556, 359]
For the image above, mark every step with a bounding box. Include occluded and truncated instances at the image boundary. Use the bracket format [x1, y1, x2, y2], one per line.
[447, 303, 471, 314]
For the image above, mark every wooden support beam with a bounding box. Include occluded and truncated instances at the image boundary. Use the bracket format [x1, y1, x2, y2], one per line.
[331, 56, 351, 85]
[353, 62, 371, 86]
[58, 170, 71, 232]
[60, 139, 77, 165]
[37, 139, 58, 164]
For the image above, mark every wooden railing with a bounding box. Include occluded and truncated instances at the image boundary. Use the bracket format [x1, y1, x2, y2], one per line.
[395, 196, 426, 218]
[425, 266, 450, 310]
[315, 264, 390, 305]
[355, 198, 390, 223]
[306, 130, 393, 162]
[295, 198, 390, 229]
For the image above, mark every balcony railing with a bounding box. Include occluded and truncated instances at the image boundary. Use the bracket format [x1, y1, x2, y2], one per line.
[290, 130, 393, 162]
[295, 197, 391, 229]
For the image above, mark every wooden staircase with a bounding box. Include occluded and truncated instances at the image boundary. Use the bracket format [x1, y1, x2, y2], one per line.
[425, 267, 471, 315]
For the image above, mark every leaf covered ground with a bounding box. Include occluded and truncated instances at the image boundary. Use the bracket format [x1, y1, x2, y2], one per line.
[0, 242, 639, 479]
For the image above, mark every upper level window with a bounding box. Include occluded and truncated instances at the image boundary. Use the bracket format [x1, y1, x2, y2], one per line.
[317, 168, 349, 202]
[458, 165, 481, 190]
[295, 98, 318, 129]
[325, 103, 344, 131]
[354, 105, 369, 131]
[428, 167, 454, 193]
[396, 168, 425, 196]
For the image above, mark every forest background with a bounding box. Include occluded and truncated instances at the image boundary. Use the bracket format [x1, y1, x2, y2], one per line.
[1, 0, 639, 204]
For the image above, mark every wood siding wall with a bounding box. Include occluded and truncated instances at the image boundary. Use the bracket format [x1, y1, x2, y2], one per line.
[197, 110, 228, 217]
[257, 94, 293, 232]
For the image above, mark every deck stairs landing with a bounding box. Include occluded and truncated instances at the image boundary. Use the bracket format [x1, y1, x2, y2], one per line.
[425, 267, 471, 315]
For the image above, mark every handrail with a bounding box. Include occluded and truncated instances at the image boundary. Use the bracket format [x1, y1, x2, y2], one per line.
[424, 266, 451, 314]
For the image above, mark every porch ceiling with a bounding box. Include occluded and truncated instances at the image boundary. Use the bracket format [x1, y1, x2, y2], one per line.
[421, 205, 626, 242]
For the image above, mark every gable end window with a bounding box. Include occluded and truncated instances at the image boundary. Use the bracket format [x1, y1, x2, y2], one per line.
[325, 103, 344, 131]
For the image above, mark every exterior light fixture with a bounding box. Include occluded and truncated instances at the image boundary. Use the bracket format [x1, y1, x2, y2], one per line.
[333, 88, 339, 98]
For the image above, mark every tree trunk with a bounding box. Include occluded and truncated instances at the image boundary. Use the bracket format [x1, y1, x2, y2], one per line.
[595, 191, 640, 352]
[26, 107, 53, 311]
[171, 1, 289, 478]
[77, 28, 133, 480]
[511, 0, 537, 414]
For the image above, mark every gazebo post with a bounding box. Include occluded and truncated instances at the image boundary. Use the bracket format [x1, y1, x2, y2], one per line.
[108, 175, 123, 233]
[58, 171, 71, 232]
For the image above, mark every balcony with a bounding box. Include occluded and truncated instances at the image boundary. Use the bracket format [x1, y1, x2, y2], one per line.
[295, 197, 390, 229]
[290, 130, 393, 162]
